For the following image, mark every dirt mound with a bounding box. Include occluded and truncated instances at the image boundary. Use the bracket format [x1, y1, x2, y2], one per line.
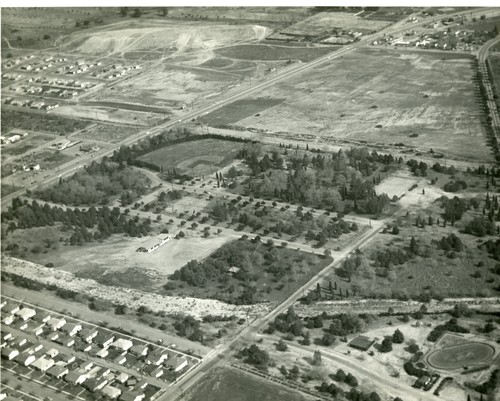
[66, 24, 270, 55]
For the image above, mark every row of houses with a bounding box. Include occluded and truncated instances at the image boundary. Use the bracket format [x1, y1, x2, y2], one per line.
[3, 97, 59, 110]
[0, 131, 28, 145]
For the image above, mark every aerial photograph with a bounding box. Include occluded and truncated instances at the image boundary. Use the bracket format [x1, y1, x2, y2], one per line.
[0, 3, 499, 401]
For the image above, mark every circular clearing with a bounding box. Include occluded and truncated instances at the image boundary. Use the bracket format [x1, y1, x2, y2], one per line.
[426, 342, 495, 370]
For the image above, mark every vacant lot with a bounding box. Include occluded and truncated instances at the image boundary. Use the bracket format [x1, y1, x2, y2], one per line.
[235, 48, 492, 162]
[375, 171, 420, 198]
[282, 11, 391, 36]
[1, 110, 90, 136]
[74, 122, 141, 144]
[138, 138, 243, 176]
[1, 133, 55, 160]
[187, 365, 310, 401]
[216, 44, 335, 62]
[198, 98, 283, 126]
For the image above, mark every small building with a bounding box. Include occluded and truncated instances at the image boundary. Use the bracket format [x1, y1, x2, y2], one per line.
[79, 327, 98, 343]
[84, 377, 108, 392]
[14, 307, 36, 321]
[32, 356, 55, 372]
[145, 349, 168, 366]
[74, 340, 92, 353]
[80, 360, 94, 371]
[96, 348, 109, 358]
[46, 317, 66, 331]
[2, 316, 15, 326]
[348, 335, 375, 351]
[115, 372, 129, 384]
[165, 356, 188, 372]
[114, 355, 126, 365]
[150, 367, 164, 379]
[46, 348, 59, 358]
[46, 365, 69, 379]
[24, 322, 44, 337]
[94, 331, 115, 348]
[1, 347, 19, 361]
[227, 266, 241, 274]
[129, 344, 148, 357]
[4, 303, 20, 315]
[54, 335, 75, 348]
[65, 369, 88, 385]
[61, 323, 82, 337]
[101, 385, 122, 399]
[33, 312, 51, 323]
[14, 353, 36, 367]
[414, 375, 432, 388]
[58, 354, 76, 365]
[111, 338, 133, 352]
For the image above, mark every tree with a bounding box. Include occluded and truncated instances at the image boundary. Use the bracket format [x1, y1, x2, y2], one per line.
[312, 349, 322, 365]
[345, 372, 358, 387]
[322, 332, 336, 346]
[335, 368, 346, 382]
[392, 329, 404, 344]
[120, 7, 128, 16]
[280, 365, 288, 376]
[410, 236, 418, 255]
[132, 8, 142, 18]
[380, 338, 393, 352]
[302, 331, 311, 346]
[276, 339, 288, 352]
[290, 365, 300, 379]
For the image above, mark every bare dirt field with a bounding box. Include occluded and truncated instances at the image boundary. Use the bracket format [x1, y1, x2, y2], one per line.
[215, 44, 336, 62]
[138, 138, 244, 176]
[230, 47, 492, 162]
[22, 232, 234, 290]
[375, 170, 420, 198]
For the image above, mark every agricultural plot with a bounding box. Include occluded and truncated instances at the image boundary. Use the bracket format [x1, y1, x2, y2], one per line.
[137, 138, 243, 176]
[187, 365, 309, 401]
[236, 48, 493, 162]
[198, 98, 283, 126]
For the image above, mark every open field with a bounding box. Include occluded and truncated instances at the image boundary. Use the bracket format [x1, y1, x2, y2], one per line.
[1, 110, 90, 136]
[186, 365, 310, 401]
[198, 98, 283, 126]
[282, 11, 391, 36]
[375, 171, 420, 198]
[229, 47, 492, 162]
[216, 44, 336, 62]
[73, 122, 141, 143]
[138, 138, 244, 176]
[426, 342, 496, 370]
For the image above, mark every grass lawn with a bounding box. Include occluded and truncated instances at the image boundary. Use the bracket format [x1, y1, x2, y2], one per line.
[137, 138, 243, 176]
[216, 44, 335, 62]
[187, 365, 309, 401]
[197, 98, 283, 127]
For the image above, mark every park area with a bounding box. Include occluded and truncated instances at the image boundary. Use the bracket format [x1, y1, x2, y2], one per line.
[187, 365, 309, 401]
[137, 138, 243, 176]
[229, 47, 492, 162]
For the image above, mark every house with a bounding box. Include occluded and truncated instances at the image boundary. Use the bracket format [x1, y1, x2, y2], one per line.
[4, 303, 20, 315]
[129, 344, 149, 357]
[115, 372, 129, 384]
[165, 356, 188, 372]
[84, 378, 108, 392]
[65, 369, 88, 385]
[33, 312, 51, 323]
[54, 335, 75, 348]
[101, 385, 122, 399]
[111, 338, 133, 352]
[135, 380, 148, 390]
[46, 317, 66, 331]
[14, 307, 36, 321]
[74, 340, 92, 353]
[149, 367, 164, 379]
[59, 354, 76, 365]
[25, 321, 45, 336]
[96, 348, 109, 358]
[2, 316, 15, 326]
[88, 366, 102, 378]
[47, 332, 59, 342]
[114, 355, 126, 365]
[32, 356, 55, 372]
[46, 348, 59, 358]
[25, 343, 44, 354]
[145, 349, 168, 366]
[14, 353, 36, 366]
[61, 323, 82, 337]
[119, 392, 145, 401]
[13, 320, 27, 331]
[348, 335, 375, 351]
[80, 360, 94, 371]
[227, 266, 241, 274]
[46, 365, 69, 379]
[94, 330, 115, 348]
[1, 347, 19, 360]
